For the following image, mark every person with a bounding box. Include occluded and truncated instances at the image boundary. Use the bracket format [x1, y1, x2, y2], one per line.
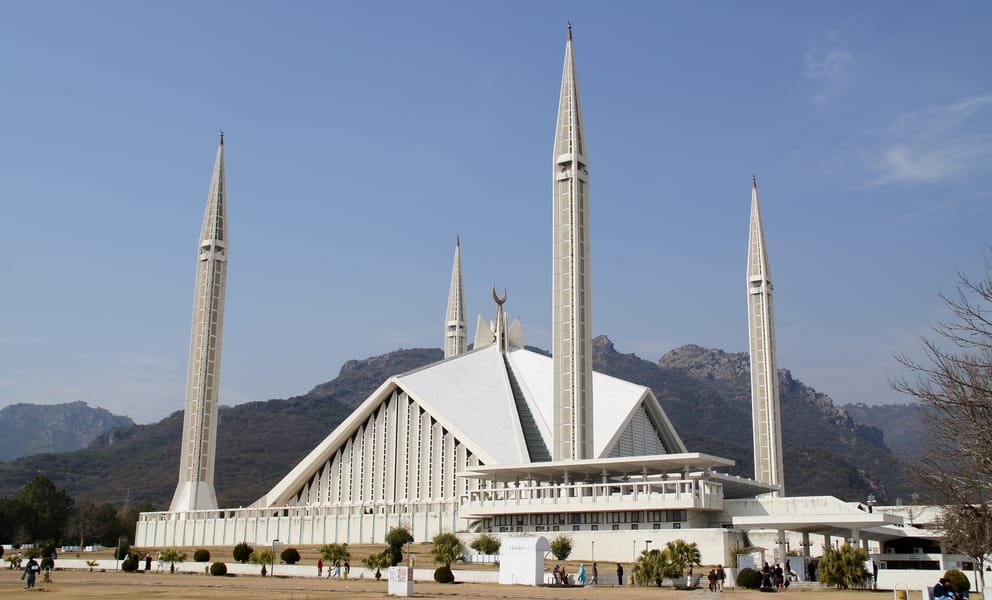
[553, 563, 561, 584]
[708, 569, 717, 592]
[577, 563, 586, 585]
[22, 556, 40, 589]
[317, 557, 323, 577]
[616, 563, 624, 586]
[716, 564, 726, 591]
[933, 577, 956, 600]
[344, 558, 350, 579]
[145, 554, 152, 571]
[560, 564, 569, 585]
[592, 562, 598, 585]
[331, 559, 341, 578]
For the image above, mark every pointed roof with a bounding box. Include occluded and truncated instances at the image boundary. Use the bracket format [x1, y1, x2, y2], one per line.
[444, 236, 466, 358]
[199, 136, 227, 246]
[747, 176, 770, 284]
[554, 24, 587, 163]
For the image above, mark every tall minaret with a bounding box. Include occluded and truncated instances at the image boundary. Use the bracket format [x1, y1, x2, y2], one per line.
[170, 133, 228, 512]
[552, 23, 594, 460]
[444, 236, 466, 358]
[747, 176, 785, 495]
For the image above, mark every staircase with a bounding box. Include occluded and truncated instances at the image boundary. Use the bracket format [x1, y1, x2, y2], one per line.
[503, 355, 551, 462]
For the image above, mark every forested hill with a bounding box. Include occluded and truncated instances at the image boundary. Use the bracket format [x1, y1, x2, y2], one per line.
[0, 340, 916, 507]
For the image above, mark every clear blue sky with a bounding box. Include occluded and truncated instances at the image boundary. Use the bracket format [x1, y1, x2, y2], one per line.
[1, 2, 990, 424]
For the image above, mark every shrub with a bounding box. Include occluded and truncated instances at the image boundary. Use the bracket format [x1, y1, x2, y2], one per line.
[818, 543, 869, 589]
[944, 569, 970, 594]
[737, 567, 762, 589]
[193, 549, 210, 562]
[385, 526, 414, 566]
[233, 542, 253, 564]
[433, 565, 455, 583]
[210, 561, 228, 576]
[280, 547, 301, 565]
[470, 534, 500, 555]
[549, 534, 573, 561]
[122, 557, 139, 572]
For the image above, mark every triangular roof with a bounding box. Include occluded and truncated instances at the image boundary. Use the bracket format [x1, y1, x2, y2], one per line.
[257, 344, 686, 506]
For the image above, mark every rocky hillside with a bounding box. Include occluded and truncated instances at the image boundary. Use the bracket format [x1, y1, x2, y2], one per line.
[0, 401, 133, 461]
[842, 402, 922, 458]
[0, 341, 917, 508]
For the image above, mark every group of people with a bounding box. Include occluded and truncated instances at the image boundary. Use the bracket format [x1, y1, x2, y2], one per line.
[706, 565, 727, 591]
[317, 557, 350, 579]
[761, 562, 790, 590]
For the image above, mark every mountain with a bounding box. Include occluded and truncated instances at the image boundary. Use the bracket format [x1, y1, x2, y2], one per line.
[0, 401, 133, 461]
[0, 340, 917, 507]
[842, 402, 923, 458]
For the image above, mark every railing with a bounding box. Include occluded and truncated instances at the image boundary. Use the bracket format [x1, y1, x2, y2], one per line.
[464, 479, 723, 513]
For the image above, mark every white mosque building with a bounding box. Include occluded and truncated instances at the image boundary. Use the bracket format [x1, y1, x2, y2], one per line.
[137, 28, 955, 578]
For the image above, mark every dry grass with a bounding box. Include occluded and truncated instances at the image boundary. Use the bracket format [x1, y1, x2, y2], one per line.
[0, 567, 945, 600]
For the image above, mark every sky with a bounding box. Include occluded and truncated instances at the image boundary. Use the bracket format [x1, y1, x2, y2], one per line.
[1, 2, 990, 425]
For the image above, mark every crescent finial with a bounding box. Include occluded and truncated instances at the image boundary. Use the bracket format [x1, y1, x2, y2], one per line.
[492, 285, 507, 305]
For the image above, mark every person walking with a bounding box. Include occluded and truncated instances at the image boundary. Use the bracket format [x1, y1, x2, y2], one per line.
[317, 557, 323, 577]
[716, 564, 726, 591]
[616, 563, 624, 586]
[592, 562, 599, 585]
[344, 559, 350, 579]
[22, 556, 40, 589]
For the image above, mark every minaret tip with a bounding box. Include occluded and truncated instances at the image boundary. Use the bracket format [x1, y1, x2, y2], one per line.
[752, 174, 756, 187]
[567, 21, 572, 41]
[456, 234, 460, 247]
[219, 130, 224, 146]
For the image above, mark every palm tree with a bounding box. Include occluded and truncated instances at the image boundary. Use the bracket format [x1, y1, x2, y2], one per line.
[363, 550, 391, 580]
[666, 539, 701, 584]
[158, 548, 186, 574]
[634, 548, 680, 586]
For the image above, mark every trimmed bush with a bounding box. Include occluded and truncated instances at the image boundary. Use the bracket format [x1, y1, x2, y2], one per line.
[233, 542, 253, 564]
[433, 565, 455, 583]
[470, 534, 500, 555]
[193, 549, 211, 562]
[122, 558, 139, 572]
[210, 561, 228, 576]
[944, 569, 970, 594]
[281, 547, 301, 565]
[737, 567, 762, 589]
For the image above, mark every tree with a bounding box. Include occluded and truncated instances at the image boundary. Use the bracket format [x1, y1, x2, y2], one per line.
[16, 475, 74, 542]
[430, 532, 463, 567]
[280, 547, 301, 565]
[469, 533, 500, 555]
[384, 526, 414, 566]
[633, 548, 680, 587]
[363, 550, 391, 580]
[69, 502, 106, 549]
[665, 539, 701, 578]
[159, 548, 186, 573]
[817, 543, 869, 589]
[320, 542, 351, 563]
[549, 534, 573, 561]
[892, 253, 992, 589]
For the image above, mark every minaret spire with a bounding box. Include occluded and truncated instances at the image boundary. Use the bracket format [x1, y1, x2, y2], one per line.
[747, 176, 785, 496]
[444, 236, 467, 358]
[170, 136, 229, 511]
[552, 24, 593, 460]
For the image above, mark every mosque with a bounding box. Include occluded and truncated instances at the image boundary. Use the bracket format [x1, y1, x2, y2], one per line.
[136, 27, 959, 579]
